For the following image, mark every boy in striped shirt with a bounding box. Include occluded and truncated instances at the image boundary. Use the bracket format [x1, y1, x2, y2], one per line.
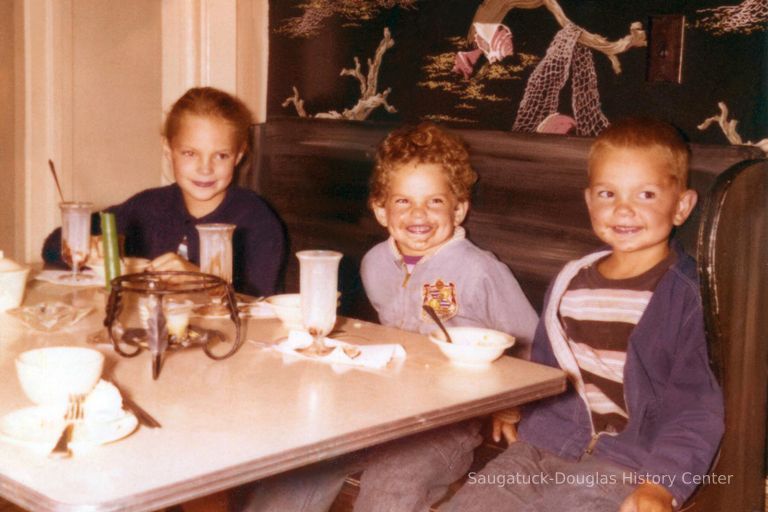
[444, 118, 724, 512]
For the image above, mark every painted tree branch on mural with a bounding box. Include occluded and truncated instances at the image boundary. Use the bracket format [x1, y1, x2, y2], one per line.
[695, 0, 768, 35]
[281, 87, 308, 118]
[698, 102, 768, 154]
[469, 0, 647, 74]
[282, 28, 397, 121]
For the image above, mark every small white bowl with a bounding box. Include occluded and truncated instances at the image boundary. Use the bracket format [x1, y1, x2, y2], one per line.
[429, 327, 515, 366]
[265, 294, 303, 329]
[15, 347, 105, 405]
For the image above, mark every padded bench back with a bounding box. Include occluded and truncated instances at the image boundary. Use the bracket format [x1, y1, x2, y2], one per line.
[244, 117, 759, 316]
[688, 159, 768, 512]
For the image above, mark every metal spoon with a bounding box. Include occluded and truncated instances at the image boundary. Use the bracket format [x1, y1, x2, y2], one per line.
[422, 305, 454, 343]
[48, 159, 65, 203]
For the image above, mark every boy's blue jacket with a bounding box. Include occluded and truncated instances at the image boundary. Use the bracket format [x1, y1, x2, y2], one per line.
[518, 242, 724, 507]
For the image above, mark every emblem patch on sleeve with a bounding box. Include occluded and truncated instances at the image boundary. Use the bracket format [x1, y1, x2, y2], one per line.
[422, 279, 458, 321]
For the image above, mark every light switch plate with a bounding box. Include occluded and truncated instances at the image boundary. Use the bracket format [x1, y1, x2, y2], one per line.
[646, 15, 685, 83]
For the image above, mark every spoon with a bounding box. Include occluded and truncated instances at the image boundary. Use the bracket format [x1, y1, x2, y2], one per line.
[48, 159, 65, 203]
[422, 304, 454, 343]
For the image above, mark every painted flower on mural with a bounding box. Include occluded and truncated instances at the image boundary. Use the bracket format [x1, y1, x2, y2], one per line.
[695, 0, 768, 35]
[535, 113, 577, 134]
[453, 23, 515, 79]
[419, 36, 539, 125]
[277, 0, 417, 38]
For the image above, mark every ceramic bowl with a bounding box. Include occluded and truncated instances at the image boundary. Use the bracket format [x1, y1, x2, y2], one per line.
[265, 294, 303, 329]
[15, 347, 104, 405]
[0, 267, 31, 313]
[429, 327, 515, 366]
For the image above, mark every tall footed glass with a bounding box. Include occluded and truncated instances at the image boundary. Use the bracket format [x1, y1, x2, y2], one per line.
[59, 202, 93, 282]
[195, 223, 236, 317]
[298, 250, 342, 356]
[196, 223, 235, 283]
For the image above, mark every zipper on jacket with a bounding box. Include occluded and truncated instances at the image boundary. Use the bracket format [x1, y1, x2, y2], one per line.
[585, 433, 601, 454]
[400, 258, 412, 287]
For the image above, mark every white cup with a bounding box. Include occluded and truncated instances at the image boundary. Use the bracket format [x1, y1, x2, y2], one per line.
[0, 250, 30, 312]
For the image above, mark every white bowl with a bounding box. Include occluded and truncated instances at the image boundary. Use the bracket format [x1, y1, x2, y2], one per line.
[266, 294, 303, 329]
[429, 327, 515, 366]
[0, 267, 31, 312]
[15, 347, 105, 405]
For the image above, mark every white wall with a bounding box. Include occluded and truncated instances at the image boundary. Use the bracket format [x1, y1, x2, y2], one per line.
[71, 0, 163, 208]
[0, 0, 17, 259]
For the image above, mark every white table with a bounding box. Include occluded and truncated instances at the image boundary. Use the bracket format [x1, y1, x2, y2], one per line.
[0, 278, 565, 511]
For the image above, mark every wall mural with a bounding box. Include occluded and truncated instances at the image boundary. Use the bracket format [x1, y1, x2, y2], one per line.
[268, 0, 767, 148]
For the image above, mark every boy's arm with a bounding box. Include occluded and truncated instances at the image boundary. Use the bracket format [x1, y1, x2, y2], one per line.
[476, 260, 539, 359]
[634, 295, 724, 507]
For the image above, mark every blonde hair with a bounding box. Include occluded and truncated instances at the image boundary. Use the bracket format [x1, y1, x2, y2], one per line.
[163, 87, 253, 153]
[589, 117, 691, 187]
[369, 122, 478, 208]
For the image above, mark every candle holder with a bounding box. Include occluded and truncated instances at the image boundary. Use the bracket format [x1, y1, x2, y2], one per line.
[104, 271, 243, 379]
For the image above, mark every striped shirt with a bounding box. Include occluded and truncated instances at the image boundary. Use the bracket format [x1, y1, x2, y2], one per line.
[559, 251, 677, 433]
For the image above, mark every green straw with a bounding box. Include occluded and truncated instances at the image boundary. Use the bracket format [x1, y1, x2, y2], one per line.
[100, 212, 121, 291]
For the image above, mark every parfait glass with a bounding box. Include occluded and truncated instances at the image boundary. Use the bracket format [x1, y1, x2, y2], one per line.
[297, 250, 342, 356]
[59, 202, 93, 282]
[196, 223, 235, 283]
[195, 223, 236, 316]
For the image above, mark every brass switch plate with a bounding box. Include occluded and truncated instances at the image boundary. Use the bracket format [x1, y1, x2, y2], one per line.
[646, 15, 685, 83]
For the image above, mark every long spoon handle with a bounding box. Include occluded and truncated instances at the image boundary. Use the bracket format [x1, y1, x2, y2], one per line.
[422, 305, 454, 343]
[48, 159, 65, 203]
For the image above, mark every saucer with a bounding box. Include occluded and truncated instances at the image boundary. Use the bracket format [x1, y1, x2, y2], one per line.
[191, 303, 233, 319]
[35, 270, 103, 288]
[7, 302, 93, 332]
[0, 406, 138, 450]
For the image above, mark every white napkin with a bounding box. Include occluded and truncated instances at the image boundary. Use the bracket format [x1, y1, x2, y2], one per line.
[275, 330, 406, 369]
[83, 380, 125, 422]
[239, 301, 275, 319]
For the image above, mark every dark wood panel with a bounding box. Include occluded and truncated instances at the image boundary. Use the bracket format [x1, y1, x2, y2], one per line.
[690, 160, 768, 512]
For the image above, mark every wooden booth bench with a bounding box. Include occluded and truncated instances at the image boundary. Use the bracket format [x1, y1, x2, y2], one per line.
[243, 117, 767, 512]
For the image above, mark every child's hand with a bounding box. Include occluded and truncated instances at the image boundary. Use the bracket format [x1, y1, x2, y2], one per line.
[148, 252, 200, 273]
[491, 408, 521, 445]
[618, 482, 674, 512]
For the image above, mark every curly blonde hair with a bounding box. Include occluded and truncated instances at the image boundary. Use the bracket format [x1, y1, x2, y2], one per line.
[163, 87, 253, 153]
[369, 122, 478, 208]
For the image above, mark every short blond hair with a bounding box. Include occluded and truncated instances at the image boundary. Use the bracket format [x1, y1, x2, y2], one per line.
[589, 117, 690, 187]
[369, 122, 478, 208]
[164, 87, 253, 153]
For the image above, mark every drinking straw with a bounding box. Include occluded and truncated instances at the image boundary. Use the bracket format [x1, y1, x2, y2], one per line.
[100, 212, 121, 291]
